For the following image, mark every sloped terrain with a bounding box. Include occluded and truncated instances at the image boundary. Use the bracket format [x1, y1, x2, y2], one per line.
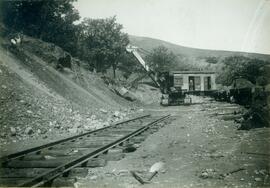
[0, 35, 137, 151]
[129, 35, 270, 61]
[128, 84, 161, 105]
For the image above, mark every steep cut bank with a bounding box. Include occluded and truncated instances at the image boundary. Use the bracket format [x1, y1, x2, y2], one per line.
[0, 35, 138, 150]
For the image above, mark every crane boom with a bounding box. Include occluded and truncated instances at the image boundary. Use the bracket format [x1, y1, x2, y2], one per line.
[126, 45, 160, 87]
[131, 50, 150, 72]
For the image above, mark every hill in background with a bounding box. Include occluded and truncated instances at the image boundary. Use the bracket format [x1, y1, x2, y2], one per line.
[129, 35, 270, 62]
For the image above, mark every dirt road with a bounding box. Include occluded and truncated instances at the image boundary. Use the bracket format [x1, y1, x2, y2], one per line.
[78, 97, 270, 188]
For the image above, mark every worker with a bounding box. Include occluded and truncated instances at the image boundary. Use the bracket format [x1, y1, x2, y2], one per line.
[230, 95, 235, 103]
[10, 33, 22, 47]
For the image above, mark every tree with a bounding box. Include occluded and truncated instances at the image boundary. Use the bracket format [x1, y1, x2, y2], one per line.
[145, 46, 177, 72]
[205, 56, 219, 64]
[79, 16, 129, 77]
[216, 56, 269, 86]
[117, 52, 143, 79]
[0, 0, 80, 55]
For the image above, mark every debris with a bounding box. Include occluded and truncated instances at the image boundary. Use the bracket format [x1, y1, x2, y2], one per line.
[90, 115, 97, 120]
[255, 177, 262, 182]
[0, 132, 6, 138]
[83, 125, 92, 131]
[123, 144, 137, 153]
[255, 170, 260, 175]
[149, 161, 165, 174]
[102, 121, 110, 127]
[68, 128, 77, 134]
[54, 123, 61, 129]
[73, 182, 81, 188]
[244, 152, 270, 156]
[89, 175, 98, 180]
[160, 169, 167, 174]
[86, 158, 107, 167]
[200, 169, 215, 179]
[26, 110, 33, 114]
[264, 174, 269, 184]
[259, 169, 268, 175]
[209, 153, 224, 159]
[44, 155, 56, 160]
[41, 129, 47, 134]
[52, 177, 76, 187]
[118, 170, 129, 176]
[200, 171, 209, 179]
[141, 154, 148, 159]
[130, 171, 147, 184]
[239, 104, 269, 130]
[99, 108, 108, 113]
[113, 111, 121, 117]
[19, 100, 25, 104]
[138, 109, 144, 112]
[130, 161, 165, 184]
[10, 127, 16, 136]
[219, 168, 245, 178]
[119, 87, 128, 95]
[25, 127, 34, 135]
[133, 143, 141, 148]
[108, 148, 123, 153]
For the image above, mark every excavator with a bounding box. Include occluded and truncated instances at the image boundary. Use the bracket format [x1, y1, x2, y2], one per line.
[126, 45, 191, 106]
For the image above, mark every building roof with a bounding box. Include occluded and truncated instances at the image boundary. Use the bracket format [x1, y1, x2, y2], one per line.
[170, 71, 215, 74]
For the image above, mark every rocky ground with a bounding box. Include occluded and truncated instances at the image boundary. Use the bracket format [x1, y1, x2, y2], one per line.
[76, 97, 270, 188]
[0, 37, 140, 155]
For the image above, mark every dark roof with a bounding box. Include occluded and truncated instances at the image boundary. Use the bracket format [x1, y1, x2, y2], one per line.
[170, 71, 215, 74]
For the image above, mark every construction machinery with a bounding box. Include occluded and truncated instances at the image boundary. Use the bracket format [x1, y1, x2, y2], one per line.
[126, 45, 191, 106]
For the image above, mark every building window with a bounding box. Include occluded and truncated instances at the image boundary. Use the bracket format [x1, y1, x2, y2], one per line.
[174, 75, 183, 87]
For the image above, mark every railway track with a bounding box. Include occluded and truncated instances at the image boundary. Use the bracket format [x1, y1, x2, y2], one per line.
[0, 114, 170, 187]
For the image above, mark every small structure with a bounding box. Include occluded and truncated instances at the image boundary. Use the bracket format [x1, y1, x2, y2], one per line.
[169, 71, 216, 92]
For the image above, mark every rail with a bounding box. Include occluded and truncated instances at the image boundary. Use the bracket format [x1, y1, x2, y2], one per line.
[0, 114, 150, 163]
[19, 114, 170, 187]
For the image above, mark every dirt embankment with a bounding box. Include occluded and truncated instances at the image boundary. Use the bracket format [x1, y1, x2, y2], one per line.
[0, 35, 140, 152]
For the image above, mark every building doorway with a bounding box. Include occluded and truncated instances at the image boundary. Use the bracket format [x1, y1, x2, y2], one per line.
[204, 76, 211, 90]
[189, 76, 195, 91]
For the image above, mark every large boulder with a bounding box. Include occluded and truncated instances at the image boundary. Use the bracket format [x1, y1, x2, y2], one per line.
[57, 54, 72, 70]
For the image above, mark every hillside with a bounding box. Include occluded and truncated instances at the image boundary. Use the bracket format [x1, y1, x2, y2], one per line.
[129, 35, 270, 61]
[0, 34, 139, 150]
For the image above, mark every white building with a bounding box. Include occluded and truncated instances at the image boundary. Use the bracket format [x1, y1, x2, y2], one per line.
[171, 71, 216, 92]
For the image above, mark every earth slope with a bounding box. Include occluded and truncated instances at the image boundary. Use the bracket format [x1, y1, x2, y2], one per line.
[0, 35, 136, 151]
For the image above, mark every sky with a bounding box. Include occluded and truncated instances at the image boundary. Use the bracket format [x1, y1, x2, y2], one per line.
[74, 0, 270, 55]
